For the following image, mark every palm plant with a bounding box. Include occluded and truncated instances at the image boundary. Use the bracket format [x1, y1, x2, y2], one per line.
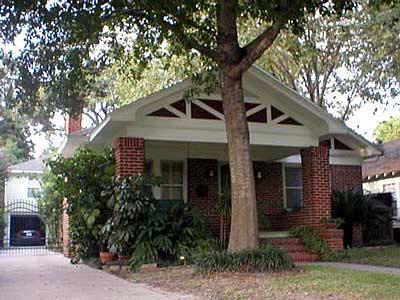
[332, 189, 392, 248]
[331, 189, 366, 248]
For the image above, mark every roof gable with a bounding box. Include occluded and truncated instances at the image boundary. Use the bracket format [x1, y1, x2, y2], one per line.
[80, 66, 380, 158]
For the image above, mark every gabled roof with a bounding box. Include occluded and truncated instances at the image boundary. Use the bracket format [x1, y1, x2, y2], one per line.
[60, 65, 381, 158]
[8, 158, 45, 174]
[363, 139, 400, 180]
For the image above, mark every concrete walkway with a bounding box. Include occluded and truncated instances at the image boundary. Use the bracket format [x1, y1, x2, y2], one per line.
[0, 254, 192, 300]
[308, 262, 400, 276]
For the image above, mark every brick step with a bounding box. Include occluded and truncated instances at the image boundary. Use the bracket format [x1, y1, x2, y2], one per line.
[260, 236, 320, 262]
[262, 237, 303, 246]
[273, 244, 307, 252]
[289, 252, 320, 263]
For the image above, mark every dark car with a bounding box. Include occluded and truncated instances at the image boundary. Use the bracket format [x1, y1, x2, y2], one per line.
[14, 229, 45, 246]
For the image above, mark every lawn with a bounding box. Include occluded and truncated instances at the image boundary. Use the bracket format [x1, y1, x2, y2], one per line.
[329, 245, 400, 268]
[121, 265, 400, 300]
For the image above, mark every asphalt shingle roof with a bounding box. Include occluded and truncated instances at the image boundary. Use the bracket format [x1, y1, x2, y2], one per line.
[8, 158, 45, 173]
[362, 139, 400, 179]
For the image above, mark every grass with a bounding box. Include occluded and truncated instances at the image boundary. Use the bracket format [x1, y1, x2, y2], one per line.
[328, 245, 400, 268]
[120, 264, 400, 299]
[281, 265, 400, 300]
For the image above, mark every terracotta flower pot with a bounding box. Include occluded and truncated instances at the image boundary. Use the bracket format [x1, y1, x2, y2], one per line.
[118, 254, 129, 265]
[99, 251, 114, 264]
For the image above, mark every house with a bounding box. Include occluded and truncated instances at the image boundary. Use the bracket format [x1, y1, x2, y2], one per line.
[363, 139, 400, 228]
[3, 158, 45, 248]
[60, 66, 380, 259]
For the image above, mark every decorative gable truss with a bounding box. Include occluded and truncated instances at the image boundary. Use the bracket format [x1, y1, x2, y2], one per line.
[146, 98, 303, 126]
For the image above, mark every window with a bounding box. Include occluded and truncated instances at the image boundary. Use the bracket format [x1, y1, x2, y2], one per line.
[27, 187, 40, 198]
[144, 160, 153, 176]
[284, 166, 302, 210]
[160, 160, 184, 200]
[383, 183, 398, 217]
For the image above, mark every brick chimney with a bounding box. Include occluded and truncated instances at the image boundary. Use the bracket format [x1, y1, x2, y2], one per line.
[65, 113, 82, 134]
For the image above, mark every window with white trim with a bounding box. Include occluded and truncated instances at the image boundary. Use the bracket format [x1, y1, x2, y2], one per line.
[27, 187, 40, 198]
[284, 166, 303, 210]
[383, 183, 397, 217]
[160, 160, 184, 200]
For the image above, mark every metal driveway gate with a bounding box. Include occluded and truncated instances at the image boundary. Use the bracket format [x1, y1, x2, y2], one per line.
[1, 200, 62, 255]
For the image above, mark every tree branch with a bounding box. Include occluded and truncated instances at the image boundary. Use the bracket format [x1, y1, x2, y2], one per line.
[234, 20, 285, 76]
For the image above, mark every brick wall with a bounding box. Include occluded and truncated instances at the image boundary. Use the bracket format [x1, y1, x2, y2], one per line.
[114, 137, 145, 176]
[330, 165, 362, 191]
[187, 159, 220, 236]
[254, 162, 283, 215]
[319, 228, 344, 251]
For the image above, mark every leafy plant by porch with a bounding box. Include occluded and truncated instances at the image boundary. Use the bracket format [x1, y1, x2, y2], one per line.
[102, 174, 215, 270]
[43, 148, 115, 258]
[289, 226, 329, 258]
[193, 245, 293, 274]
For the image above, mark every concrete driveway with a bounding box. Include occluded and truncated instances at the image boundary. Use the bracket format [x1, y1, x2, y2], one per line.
[0, 254, 191, 300]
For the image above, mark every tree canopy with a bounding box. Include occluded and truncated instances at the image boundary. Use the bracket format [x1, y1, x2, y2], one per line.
[1, 1, 355, 117]
[373, 116, 400, 142]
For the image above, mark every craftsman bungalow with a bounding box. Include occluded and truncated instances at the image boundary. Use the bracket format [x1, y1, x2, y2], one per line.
[60, 66, 380, 260]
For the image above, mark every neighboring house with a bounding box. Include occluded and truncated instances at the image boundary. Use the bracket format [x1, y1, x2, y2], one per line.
[60, 66, 380, 259]
[363, 139, 400, 227]
[3, 159, 45, 247]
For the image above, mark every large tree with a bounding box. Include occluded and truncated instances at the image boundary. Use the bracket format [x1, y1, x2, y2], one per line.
[1, 0, 355, 251]
[373, 116, 400, 142]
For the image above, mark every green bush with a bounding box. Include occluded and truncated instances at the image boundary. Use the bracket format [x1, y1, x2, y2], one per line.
[101, 175, 159, 256]
[129, 201, 216, 270]
[289, 226, 329, 257]
[193, 245, 293, 274]
[45, 148, 115, 258]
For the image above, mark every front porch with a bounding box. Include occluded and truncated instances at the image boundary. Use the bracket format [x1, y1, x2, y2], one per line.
[113, 137, 345, 254]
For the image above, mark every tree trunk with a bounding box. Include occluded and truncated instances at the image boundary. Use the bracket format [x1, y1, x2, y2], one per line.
[219, 71, 259, 252]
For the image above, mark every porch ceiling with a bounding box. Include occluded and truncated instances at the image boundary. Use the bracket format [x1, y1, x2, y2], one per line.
[145, 140, 301, 162]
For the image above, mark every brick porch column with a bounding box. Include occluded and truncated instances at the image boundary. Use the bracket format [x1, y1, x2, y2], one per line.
[300, 146, 331, 228]
[62, 113, 82, 257]
[114, 137, 145, 176]
[62, 198, 70, 257]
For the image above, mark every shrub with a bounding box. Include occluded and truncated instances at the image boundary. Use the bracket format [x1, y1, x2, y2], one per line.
[102, 175, 159, 256]
[130, 202, 215, 270]
[289, 226, 329, 257]
[45, 148, 115, 258]
[193, 245, 293, 274]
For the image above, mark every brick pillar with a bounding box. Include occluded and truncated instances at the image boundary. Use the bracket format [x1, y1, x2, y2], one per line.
[62, 198, 71, 257]
[114, 137, 145, 176]
[301, 146, 331, 228]
[65, 114, 82, 134]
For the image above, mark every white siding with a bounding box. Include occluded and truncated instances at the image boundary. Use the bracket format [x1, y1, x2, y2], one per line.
[5, 175, 42, 206]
